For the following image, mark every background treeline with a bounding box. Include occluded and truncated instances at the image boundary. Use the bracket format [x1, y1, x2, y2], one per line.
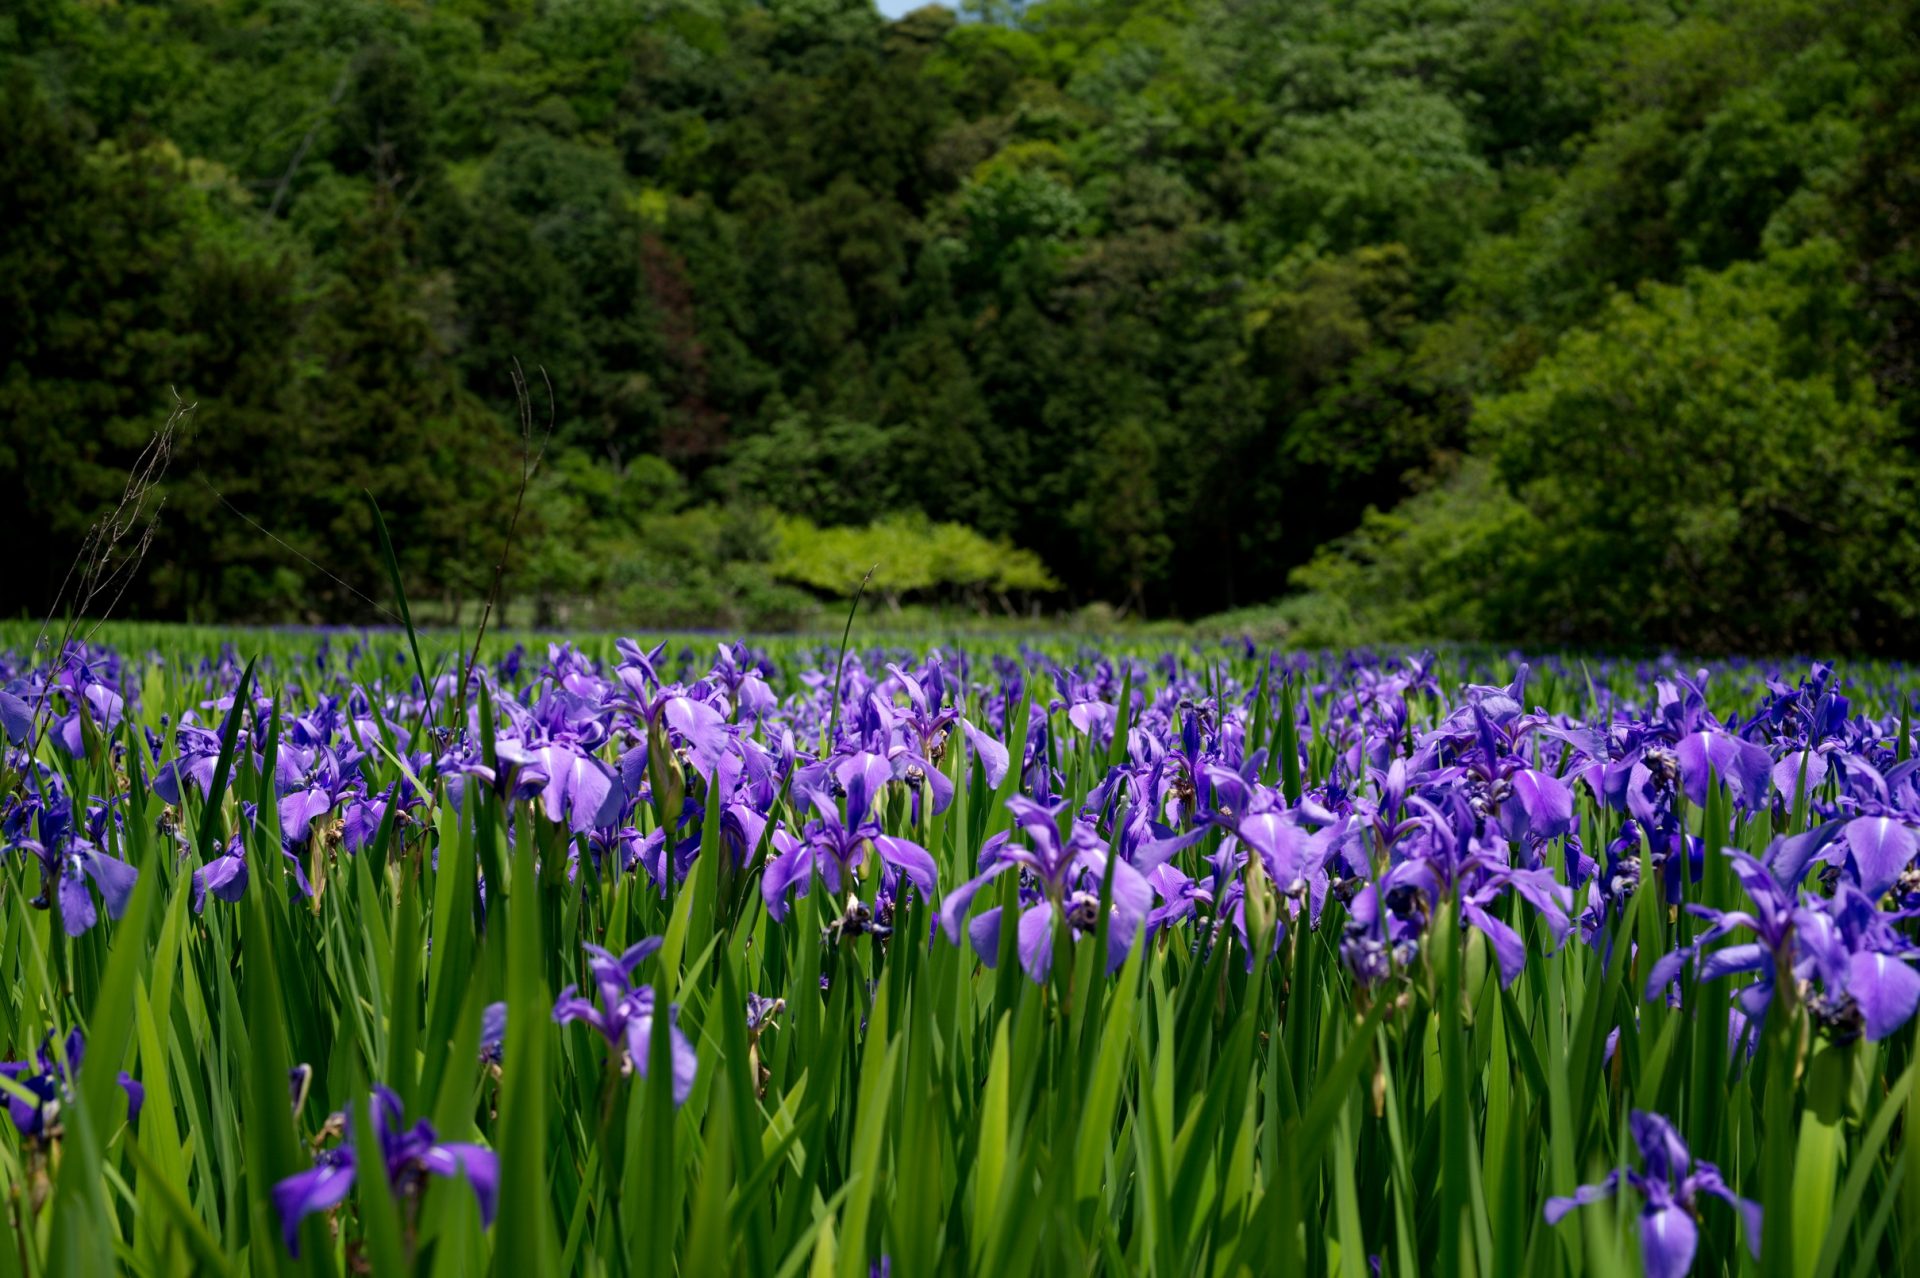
[3, 0, 1918, 651]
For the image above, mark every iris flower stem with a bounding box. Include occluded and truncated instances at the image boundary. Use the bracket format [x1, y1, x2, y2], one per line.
[823, 566, 877, 752]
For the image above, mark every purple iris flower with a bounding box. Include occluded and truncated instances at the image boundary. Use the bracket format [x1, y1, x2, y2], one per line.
[1143, 862, 1213, 934]
[340, 781, 419, 855]
[43, 657, 126, 757]
[1464, 862, 1576, 985]
[1444, 704, 1575, 845]
[1354, 789, 1572, 987]
[610, 649, 735, 783]
[879, 663, 959, 820]
[187, 801, 313, 911]
[1153, 705, 1219, 829]
[553, 939, 697, 1105]
[746, 992, 785, 1035]
[760, 752, 939, 922]
[603, 820, 702, 894]
[151, 723, 227, 806]
[276, 742, 362, 842]
[494, 735, 625, 836]
[270, 1085, 499, 1255]
[287, 695, 345, 750]
[3, 783, 138, 936]
[1754, 662, 1850, 745]
[289, 1064, 314, 1116]
[1188, 778, 1327, 955]
[1838, 815, 1917, 901]
[708, 735, 781, 867]
[1771, 748, 1831, 810]
[1545, 1110, 1760, 1278]
[1645, 847, 1797, 1007]
[1048, 667, 1119, 749]
[1650, 846, 1920, 1042]
[0, 1029, 142, 1141]
[958, 716, 1010, 789]
[119, 1071, 145, 1125]
[1113, 766, 1211, 878]
[1795, 886, 1920, 1041]
[474, 677, 635, 835]
[938, 795, 1151, 982]
[1340, 881, 1426, 986]
[613, 638, 670, 689]
[713, 642, 777, 720]
[479, 1003, 507, 1066]
[0, 685, 32, 746]
[1673, 729, 1772, 811]
[720, 797, 770, 868]
[192, 824, 250, 913]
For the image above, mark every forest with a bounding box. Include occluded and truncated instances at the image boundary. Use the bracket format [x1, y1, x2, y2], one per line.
[4, 0, 1918, 652]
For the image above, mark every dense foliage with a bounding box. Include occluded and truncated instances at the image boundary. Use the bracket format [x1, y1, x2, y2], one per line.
[5, 0, 1920, 646]
[3, 626, 1920, 1276]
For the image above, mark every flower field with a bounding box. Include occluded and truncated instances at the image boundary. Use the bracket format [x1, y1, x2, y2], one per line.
[2, 626, 1917, 1277]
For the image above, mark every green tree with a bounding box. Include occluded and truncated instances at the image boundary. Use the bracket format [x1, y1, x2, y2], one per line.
[1068, 416, 1171, 615]
[1297, 240, 1919, 653]
[0, 72, 308, 620]
[1476, 240, 1916, 652]
[295, 182, 519, 620]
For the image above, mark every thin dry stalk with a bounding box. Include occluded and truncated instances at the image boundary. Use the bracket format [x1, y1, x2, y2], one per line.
[28, 392, 192, 744]
[195, 476, 402, 624]
[460, 361, 554, 700]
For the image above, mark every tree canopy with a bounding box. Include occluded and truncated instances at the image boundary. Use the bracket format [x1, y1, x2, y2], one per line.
[4, 0, 1918, 648]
